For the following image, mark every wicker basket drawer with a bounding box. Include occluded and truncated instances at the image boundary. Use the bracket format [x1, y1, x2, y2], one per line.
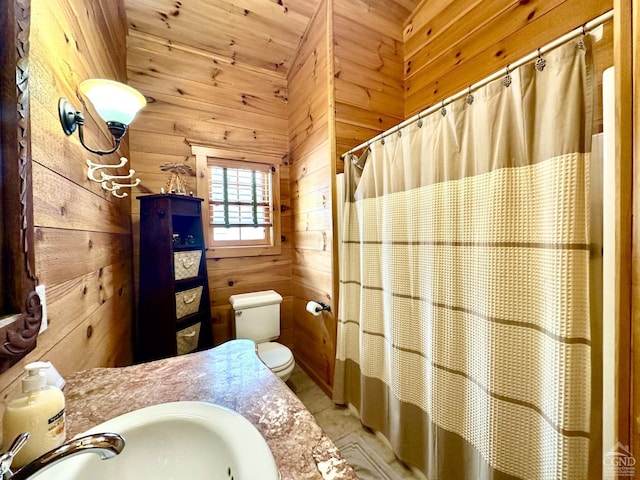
[174, 250, 202, 280]
[175, 285, 203, 319]
[176, 322, 201, 355]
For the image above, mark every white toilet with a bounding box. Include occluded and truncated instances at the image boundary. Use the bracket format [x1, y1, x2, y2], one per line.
[229, 290, 295, 382]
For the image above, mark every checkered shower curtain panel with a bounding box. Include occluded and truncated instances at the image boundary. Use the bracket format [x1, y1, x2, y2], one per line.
[334, 39, 598, 480]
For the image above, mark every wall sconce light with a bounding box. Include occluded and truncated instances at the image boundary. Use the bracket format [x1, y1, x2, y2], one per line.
[58, 79, 146, 156]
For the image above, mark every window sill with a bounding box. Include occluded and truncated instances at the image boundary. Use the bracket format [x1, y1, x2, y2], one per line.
[205, 244, 282, 259]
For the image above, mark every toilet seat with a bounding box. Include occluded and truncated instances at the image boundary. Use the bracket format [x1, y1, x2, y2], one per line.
[257, 342, 294, 373]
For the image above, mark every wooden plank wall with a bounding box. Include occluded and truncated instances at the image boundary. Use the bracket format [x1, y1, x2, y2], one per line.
[288, 0, 336, 394]
[302, 0, 415, 394]
[126, 19, 294, 349]
[404, 0, 613, 118]
[332, 0, 415, 167]
[627, 0, 640, 464]
[615, 0, 634, 460]
[0, 0, 133, 408]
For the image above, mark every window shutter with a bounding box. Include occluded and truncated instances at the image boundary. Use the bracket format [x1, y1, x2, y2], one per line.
[209, 165, 272, 229]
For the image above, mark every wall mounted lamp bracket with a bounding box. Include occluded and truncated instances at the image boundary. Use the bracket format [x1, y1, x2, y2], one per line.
[59, 80, 146, 197]
[58, 98, 123, 156]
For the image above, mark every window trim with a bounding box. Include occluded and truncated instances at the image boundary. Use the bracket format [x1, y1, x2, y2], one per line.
[192, 145, 282, 259]
[209, 160, 273, 246]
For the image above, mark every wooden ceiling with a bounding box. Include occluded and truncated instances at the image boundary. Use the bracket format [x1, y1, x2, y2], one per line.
[123, 0, 421, 77]
[122, 0, 421, 174]
[123, 0, 324, 77]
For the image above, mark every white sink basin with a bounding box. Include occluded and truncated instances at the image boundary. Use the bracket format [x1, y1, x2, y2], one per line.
[32, 401, 280, 480]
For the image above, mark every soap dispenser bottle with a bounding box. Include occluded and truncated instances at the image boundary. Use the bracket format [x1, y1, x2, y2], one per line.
[2, 362, 66, 468]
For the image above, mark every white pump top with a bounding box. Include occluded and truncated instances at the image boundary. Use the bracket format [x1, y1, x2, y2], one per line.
[21, 362, 50, 393]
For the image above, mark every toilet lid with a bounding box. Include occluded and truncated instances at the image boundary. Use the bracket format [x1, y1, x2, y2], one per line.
[257, 342, 293, 371]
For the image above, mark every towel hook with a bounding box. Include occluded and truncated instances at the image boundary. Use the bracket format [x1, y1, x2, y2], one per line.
[86, 157, 128, 182]
[101, 178, 141, 198]
[88, 156, 141, 198]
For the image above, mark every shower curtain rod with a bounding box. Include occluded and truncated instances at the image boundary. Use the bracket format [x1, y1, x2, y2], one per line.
[341, 9, 614, 159]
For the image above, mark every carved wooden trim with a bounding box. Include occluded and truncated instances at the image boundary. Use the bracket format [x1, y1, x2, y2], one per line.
[0, 0, 40, 373]
[0, 292, 42, 372]
[16, 0, 37, 283]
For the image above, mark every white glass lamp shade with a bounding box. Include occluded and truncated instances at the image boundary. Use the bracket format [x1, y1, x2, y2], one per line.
[79, 79, 147, 125]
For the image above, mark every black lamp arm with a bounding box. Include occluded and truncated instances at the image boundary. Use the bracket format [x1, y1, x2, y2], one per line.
[77, 120, 121, 156]
[58, 97, 125, 157]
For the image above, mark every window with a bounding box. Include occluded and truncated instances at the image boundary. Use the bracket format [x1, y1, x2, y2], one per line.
[193, 145, 281, 258]
[209, 161, 273, 246]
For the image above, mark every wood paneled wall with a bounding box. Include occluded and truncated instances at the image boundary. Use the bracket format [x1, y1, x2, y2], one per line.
[287, 0, 419, 396]
[404, 0, 613, 117]
[0, 0, 133, 410]
[332, 0, 415, 166]
[615, 0, 634, 459]
[126, 20, 295, 349]
[288, 0, 335, 394]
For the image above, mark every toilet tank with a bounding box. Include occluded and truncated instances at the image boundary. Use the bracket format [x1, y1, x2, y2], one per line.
[229, 290, 283, 343]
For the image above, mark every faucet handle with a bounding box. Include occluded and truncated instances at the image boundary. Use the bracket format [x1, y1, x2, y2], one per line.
[0, 433, 29, 478]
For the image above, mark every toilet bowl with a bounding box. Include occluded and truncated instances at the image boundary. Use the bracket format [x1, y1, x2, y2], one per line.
[257, 342, 295, 382]
[229, 290, 295, 382]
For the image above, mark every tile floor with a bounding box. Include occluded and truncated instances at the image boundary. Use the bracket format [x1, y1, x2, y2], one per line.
[286, 366, 421, 480]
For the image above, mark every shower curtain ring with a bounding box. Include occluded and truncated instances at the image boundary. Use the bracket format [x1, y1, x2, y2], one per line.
[535, 48, 546, 72]
[503, 65, 512, 87]
[466, 86, 474, 105]
[578, 25, 587, 49]
[440, 100, 447, 117]
[397, 125, 402, 137]
[417, 112, 423, 128]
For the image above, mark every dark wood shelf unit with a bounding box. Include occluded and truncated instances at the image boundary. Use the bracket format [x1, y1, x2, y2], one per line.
[136, 194, 213, 362]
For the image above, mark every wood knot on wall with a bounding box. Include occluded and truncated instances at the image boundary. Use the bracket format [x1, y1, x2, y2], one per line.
[157, 11, 171, 29]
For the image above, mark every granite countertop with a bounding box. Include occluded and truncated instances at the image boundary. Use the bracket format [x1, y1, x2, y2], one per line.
[63, 339, 357, 480]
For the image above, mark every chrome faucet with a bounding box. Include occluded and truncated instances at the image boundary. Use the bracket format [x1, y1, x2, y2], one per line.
[0, 432, 125, 480]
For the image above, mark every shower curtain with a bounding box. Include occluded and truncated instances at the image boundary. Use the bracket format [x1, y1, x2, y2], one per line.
[334, 39, 599, 480]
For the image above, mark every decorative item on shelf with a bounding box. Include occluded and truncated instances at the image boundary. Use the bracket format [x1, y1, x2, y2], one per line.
[58, 79, 146, 156]
[87, 156, 141, 198]
[160, 163, 194, 195]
